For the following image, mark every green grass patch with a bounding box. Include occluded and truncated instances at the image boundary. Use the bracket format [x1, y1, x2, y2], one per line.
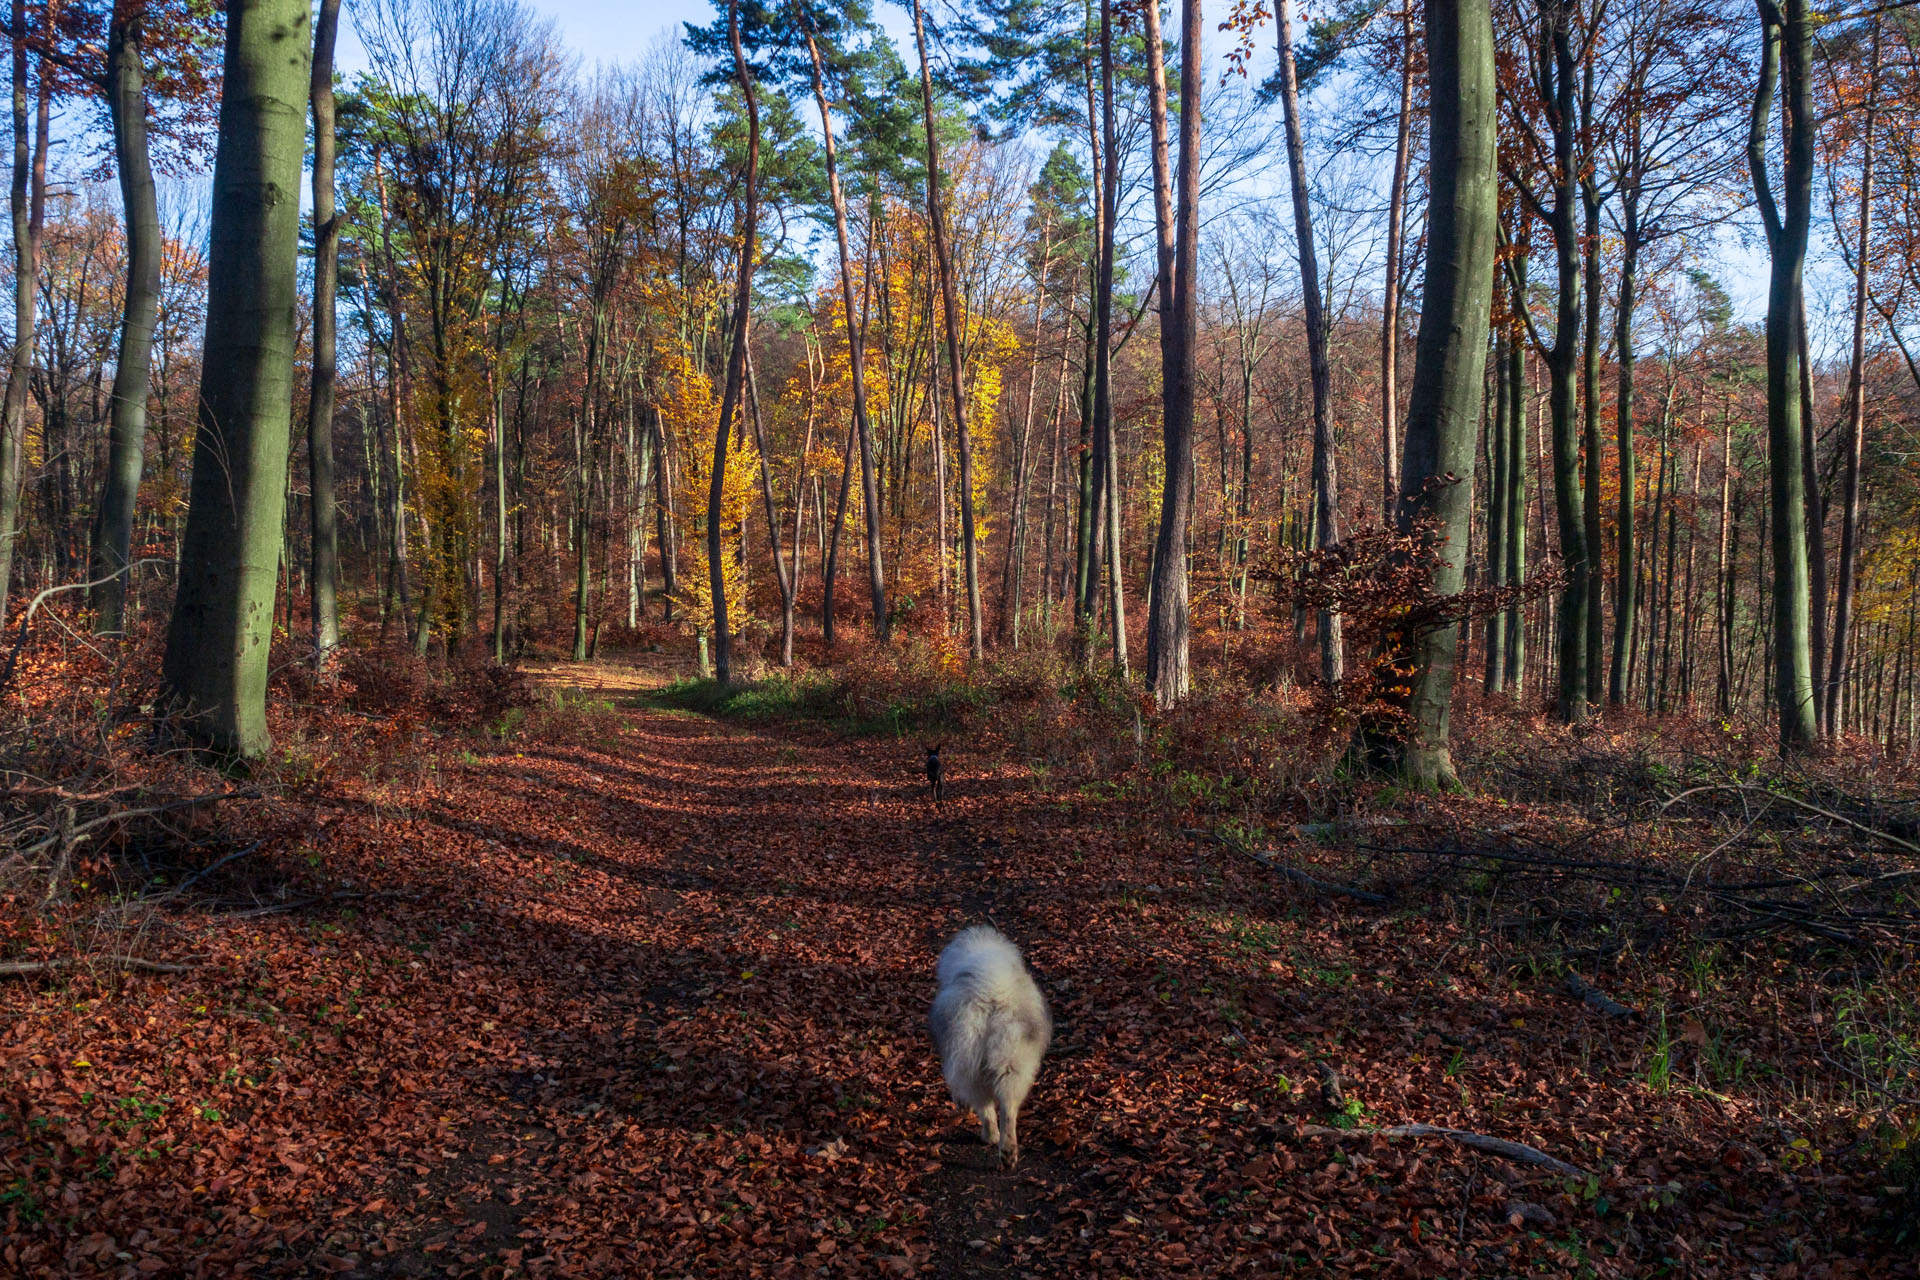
[644, 674, 835, 723]
[643, 671, 994, 738]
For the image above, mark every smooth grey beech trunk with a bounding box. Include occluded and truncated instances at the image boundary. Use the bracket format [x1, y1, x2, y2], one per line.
[1144, 0, 1196, 706]
[92, 13, 162, 635]
[1829, 16, 1882, 732]
[1502, 290, 1527, 694]
[1748, 0, 1818, 749]
[163, 0, 314, 757]
[0, 0, 46, 634]
[1379, 2, 1413, 517]
[1276, 0, 1342, 686]
[1540, 0, 1588, 724]
[1486, 326, 1509, 692]
[307, 0, 342, 667]
[1396, 0, 1496, 789]
[1607, 196, 1641, 706]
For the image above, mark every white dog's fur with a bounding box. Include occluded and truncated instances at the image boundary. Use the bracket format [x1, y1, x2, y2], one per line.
[929, 925, 1052, 1168]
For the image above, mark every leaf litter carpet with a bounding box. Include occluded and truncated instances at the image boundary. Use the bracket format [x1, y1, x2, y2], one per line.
[4, 696, 1906, 1277]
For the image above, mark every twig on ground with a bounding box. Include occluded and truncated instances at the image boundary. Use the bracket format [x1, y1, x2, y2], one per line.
[168, 841, 266, 895]
[1661, 783, 1920, 858]
[0, 955, 200, 979]
[0, 559, 168, 695]
[1566, 971, 1639, 1019]
[211, 890, 420, 919]
[8, 790, 260, 869]
[1299, 1121, 1589, 1179]
[1183, 827, 1392, 904]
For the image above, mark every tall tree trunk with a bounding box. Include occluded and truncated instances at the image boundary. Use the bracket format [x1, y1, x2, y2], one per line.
[1002, 216, 1051, 646]
[1607, 206, 1641, 705]
[1081, 0, 1121, 673]
[0, 10, 45, 633]
[1656, 438, 1685, 709]
[1072, 2, 1103, 666]
[1798, 310, 1825, 734]
[162, 0, 313, 757]
[305, 0, 341, 665]
[1715, 400, 1735, 712]
[802, 25, 887, 643]
[1040, 349, 1067, 639]
[1380, 1, 1414, 516]
[1829, 15, 1881, 732]
[1144, 0, 1196, 704]
[745, 346, 794, 666]
[1486, 326, 1509, 691]
[1541, 0, 1588, 722]
[1277, 0, 1343, 684]
[654, 406, 677, 622]
[1641, 390, 1672, 709]
[822, 416, 855, 646]
[1579, 62, 1606, 711]
[572, 314, 604, 663]
[1749, 0, 1817, 749]
[1397, 0, 1496, 788]
[92, 13, 163, 635]
[709, 0, 759, 685]
[1503, 247, 1528, 694]
[929, 299, 953, 635]
[1103, 376, 1127, 674]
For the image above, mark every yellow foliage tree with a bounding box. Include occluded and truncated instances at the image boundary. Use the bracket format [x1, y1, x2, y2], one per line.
[658, 353, 759, 672]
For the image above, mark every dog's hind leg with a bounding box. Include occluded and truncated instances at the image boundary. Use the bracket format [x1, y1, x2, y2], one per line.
[978, 1099, 999, 1147]
[994, 1088, 1021, 1168]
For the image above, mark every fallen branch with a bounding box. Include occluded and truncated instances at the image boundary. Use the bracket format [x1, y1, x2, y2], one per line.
[1565, 972, 1639, 1020]
[1660, 783, 1920, 858]
[8, 791, 260, 867]
[1184, 827, 1393, 904]
[169, 841, 266, 894]
[0, 559, 168, 695]
[1299, 1122, 1588, 1179]
[211, 890, 419, 919]
[0, 955, 200, 979]
[1249, 849, 1395, 904]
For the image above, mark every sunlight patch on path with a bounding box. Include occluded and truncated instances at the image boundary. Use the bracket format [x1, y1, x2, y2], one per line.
[522, 655, 690, 698]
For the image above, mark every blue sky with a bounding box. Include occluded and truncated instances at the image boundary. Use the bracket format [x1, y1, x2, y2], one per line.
[321, 0, 1783, 331]
[335, 0, 915, 77]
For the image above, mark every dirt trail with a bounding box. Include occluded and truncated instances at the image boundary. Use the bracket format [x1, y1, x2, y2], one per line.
[368, 674, 1086, 1276]
[17, 661, 1902, 1276]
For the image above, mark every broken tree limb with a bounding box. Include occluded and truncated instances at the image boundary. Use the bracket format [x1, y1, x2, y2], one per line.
[0, 955, 200, 979]
[1246, 849, 1394, 904]
[212, 890, 419, 919]
[1183, 827, 1393, 904]
[1660, 783, 1920, 858]
[169, 841, 266, 895]
[8, 790, 261, 869]
[1299, 1122, 1589, 1179]
[0, 559, 169, 694]
[1565, 971, 1639, 1019]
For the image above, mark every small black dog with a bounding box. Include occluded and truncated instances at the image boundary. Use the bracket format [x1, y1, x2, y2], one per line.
[924, 742, 945, 808]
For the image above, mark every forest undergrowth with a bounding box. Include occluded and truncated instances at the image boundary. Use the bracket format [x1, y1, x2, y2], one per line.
[2, 611, 1917, 1276]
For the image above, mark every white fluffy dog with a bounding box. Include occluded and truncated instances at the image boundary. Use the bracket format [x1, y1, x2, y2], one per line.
[929, 925, 1052, 1168]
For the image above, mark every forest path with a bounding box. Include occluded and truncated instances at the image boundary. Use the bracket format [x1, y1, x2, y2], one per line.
[21, 662, 1889, 1276]
[358, 666, 1088, 1276]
